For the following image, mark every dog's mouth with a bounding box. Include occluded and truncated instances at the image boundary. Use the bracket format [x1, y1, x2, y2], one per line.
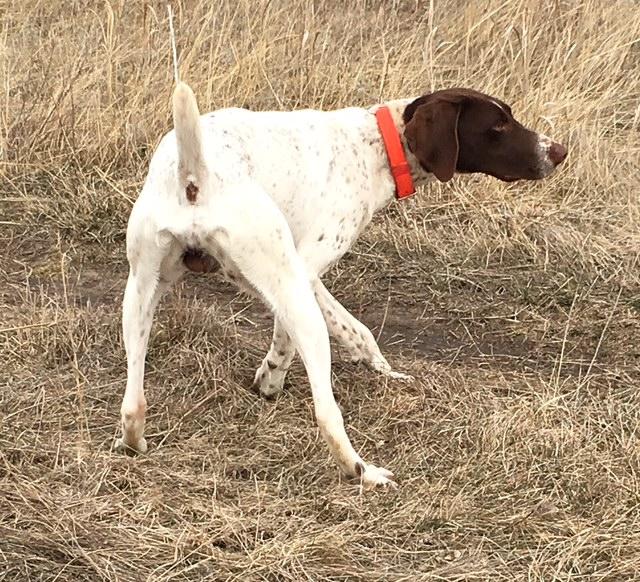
[493, 167, 549, 182]
[490, 172, 526, 183]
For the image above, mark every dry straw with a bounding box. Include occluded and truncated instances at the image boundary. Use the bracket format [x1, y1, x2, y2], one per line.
[1, 0, 640, 580]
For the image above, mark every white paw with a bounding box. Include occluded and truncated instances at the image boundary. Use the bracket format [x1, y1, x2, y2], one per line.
[356, 462, 397, 489]
[370, 362, 414, 381]
[114, 436, 147, 455]
[253, 364, 285, 398]
[382, 369, 414, 381]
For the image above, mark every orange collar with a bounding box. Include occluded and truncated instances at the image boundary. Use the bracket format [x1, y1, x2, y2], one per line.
[375, 106, 415, 199]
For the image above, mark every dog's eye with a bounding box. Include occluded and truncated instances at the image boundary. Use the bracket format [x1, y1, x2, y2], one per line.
[488, 124, 507, 137]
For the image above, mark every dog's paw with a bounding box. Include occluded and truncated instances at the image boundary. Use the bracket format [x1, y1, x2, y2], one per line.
[371, 363, 414, 382]
[356, 462, 397, 489]
[114, 436, 147, 455]
[382, 369, 414, 381]
[365, 358, 414, 381]
[253, 364, 286, 398]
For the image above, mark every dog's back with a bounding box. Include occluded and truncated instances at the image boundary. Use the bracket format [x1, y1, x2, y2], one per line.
[144, 103, 394, 247]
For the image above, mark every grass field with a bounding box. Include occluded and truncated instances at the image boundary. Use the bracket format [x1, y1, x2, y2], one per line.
[2, 0, 640, 580]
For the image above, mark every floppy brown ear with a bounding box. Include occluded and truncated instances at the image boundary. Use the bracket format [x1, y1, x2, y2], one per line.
[404, 99, 461, 182]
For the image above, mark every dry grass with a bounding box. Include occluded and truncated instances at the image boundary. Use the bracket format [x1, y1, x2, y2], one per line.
[2, 0, 640, 580]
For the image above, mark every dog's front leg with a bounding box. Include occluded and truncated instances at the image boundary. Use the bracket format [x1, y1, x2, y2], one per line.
[253, 318, 296, 397]
[313, 281, 413, 380]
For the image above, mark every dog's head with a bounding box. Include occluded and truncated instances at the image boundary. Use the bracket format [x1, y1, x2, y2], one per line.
[402, 88, 567, 183]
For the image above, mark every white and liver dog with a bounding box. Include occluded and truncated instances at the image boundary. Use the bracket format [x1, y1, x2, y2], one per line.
[117, 81, 567, 488]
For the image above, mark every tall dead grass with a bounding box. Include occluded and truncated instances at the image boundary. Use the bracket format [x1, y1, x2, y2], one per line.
[2, 1, 640, 580]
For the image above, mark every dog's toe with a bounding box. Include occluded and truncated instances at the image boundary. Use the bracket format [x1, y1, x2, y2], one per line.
[253, 365, 286, 398]
[114, 437, 147, 455]
[368, 360, 414, 381]
[355, 462, 398, 490]
[384, 370, 414, 381]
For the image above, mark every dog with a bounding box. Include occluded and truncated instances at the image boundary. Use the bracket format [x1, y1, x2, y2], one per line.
[115, 81, 567, 488]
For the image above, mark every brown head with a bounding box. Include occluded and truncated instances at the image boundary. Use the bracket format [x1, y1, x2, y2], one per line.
[402, 88, 567, 183]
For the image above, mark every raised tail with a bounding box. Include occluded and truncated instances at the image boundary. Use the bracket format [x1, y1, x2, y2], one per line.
[172, 81, 206, 203]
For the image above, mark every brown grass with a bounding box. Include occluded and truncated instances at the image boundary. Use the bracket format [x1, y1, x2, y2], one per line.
[2, 0, 640, 580]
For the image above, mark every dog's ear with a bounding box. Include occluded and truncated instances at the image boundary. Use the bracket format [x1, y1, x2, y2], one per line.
[404, 98, 461, 182]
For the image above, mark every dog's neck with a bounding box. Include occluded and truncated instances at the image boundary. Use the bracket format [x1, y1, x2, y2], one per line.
[370, 98, 435, 190]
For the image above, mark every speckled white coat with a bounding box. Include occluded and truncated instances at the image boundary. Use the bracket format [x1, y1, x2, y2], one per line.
[118, 84, 432, 488]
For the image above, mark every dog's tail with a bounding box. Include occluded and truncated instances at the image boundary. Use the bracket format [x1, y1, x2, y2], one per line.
[172, 82, 206, 202]
[167, 5, 205, 203]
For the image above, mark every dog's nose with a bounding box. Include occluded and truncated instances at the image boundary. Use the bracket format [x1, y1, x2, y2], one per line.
[549, 142, 567, 166]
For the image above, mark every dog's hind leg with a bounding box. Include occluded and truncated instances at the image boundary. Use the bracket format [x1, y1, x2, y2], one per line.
[209, 185, 395, 488]
[115, 222, 183, 454]
[253, 318, 296, 397]
[313, 281, 413, 381]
